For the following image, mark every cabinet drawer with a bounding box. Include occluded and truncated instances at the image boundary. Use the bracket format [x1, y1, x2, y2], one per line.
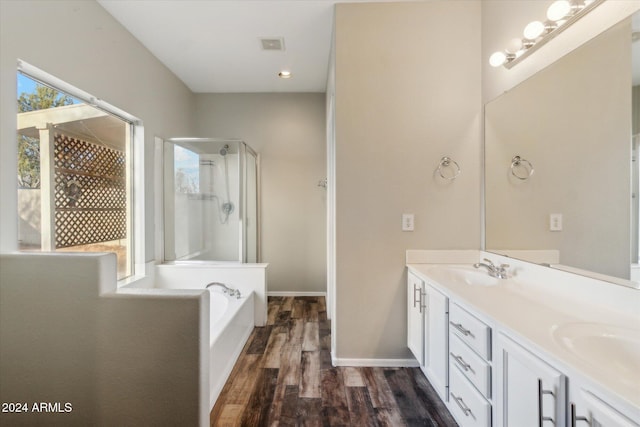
[450, 303, 491, 360]
[449, 365, 491, 427]
[449, 333, 491, 398]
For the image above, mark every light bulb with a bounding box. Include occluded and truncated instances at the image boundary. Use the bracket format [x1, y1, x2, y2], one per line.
[278, 70, 292, 79]
[547, 0, 571, 21]
[489, 51, 507, 68]
[506, 38, 523, 54]
[523, 21, 545, 40]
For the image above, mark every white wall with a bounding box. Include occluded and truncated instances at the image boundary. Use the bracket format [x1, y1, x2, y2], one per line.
[333, 1, 482, 361]
[194, 93, 327, 293]
[0, 0, 196, 260]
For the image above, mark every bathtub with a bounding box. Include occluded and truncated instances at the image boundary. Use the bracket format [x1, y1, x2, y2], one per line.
[151, 262, 267, 417]
[207, 289, 255, 410]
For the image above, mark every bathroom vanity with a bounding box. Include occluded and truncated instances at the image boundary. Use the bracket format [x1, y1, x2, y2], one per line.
[406, 251, 640, 427]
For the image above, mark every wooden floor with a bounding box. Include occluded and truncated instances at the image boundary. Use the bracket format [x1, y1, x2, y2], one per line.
[210, 296, 458, 426]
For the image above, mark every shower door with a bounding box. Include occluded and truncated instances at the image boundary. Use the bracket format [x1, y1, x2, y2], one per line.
[163, 138, 258, 263]
[244, 145, 258, 263]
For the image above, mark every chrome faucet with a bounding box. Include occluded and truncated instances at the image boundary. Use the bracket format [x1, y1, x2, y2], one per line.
[473, 258, 510, 279]
[206, 282, 241, 298]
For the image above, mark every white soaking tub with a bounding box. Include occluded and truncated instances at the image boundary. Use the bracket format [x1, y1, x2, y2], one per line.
[207, 289, 254, 410]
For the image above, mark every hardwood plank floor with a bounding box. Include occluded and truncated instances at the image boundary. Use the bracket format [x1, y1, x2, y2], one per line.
[210, 296, 458, 426]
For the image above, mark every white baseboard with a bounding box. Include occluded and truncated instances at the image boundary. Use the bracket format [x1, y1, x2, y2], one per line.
[331, 354, 420, 368]
[267, 291, 327, 297]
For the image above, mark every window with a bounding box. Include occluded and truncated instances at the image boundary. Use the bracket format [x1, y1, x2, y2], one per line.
[16, 70, 135, 280]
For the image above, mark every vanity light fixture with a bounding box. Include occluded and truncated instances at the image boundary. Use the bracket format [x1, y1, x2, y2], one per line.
[523, 20, 547, 40]
[489, 0, 604, 69]
[546, 0, 572, 22]
[278, 70, 292, 79]
[489, 51, 514, 68]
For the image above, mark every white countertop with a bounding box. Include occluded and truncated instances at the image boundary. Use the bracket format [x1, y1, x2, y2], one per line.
[407, 261, 640, 416]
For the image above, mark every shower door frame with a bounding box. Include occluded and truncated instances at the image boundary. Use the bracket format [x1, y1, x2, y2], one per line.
[240, 143, 260, 263]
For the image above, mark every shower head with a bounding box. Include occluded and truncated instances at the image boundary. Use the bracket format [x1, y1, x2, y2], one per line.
[219, 144, 230, 156]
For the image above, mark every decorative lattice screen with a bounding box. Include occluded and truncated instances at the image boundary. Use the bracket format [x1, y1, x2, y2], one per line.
[53, 133, 126, 248]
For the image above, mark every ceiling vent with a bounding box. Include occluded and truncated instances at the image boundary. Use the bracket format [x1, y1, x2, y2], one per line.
[260, 37, 285, 51]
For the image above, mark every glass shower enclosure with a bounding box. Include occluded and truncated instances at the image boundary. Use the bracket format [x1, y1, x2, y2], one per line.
[163, 138, 259, 263]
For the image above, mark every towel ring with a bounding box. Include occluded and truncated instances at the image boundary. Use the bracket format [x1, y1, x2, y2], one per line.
[511, 156, 534, 180]
[437, 157, 461, 181]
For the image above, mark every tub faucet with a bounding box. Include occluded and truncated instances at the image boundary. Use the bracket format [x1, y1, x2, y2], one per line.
[206, 282, 241, 298]
[473, 258, 510, 279]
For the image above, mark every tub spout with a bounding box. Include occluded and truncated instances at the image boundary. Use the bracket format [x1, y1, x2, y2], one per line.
[206, 282, 241, 298]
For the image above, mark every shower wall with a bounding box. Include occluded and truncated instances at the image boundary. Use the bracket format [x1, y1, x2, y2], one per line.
[198, 151, 240, 261]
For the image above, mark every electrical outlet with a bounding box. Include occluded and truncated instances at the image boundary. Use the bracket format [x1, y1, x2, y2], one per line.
[550, 213, 562, 231]
[402, 214, 414, 231]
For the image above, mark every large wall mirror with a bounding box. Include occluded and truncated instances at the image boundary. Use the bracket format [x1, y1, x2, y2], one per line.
[485, 10, 640, 288]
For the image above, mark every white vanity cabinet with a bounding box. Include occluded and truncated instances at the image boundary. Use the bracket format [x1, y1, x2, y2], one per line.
[424, 283, 448, 401]
[570, 388, 640, 427]
[407, 271, 425, 365]
[448, 303, 492, 427]
[406, 271, 449, 401]
[407, 261, 639, 427]
[450, 365, 492, 427]
[496, 333, 566, 427]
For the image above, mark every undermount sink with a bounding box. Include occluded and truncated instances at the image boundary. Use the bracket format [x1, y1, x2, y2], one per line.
[552, 322, 640, 386]
[425, 265, 501, 287]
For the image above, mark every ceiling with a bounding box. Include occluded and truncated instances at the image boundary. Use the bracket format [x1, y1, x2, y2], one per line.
[97, 0, 414, 94]
[97, 1, 639, 92]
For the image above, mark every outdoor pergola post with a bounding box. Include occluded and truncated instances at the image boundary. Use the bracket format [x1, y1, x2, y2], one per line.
[39, 123, 56, 251]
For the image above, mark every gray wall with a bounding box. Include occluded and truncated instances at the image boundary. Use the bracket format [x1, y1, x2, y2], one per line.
[333, 1, 482, 360]
[0, 0, 196, 258]
[195, 93, 327, 293]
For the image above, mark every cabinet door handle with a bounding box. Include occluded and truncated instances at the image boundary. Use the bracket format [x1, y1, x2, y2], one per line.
[570, 403, 590, 426]
[449, 352, 474, 373]
[413, 284, 426, 313]
[450, 392, 474, 417]
[537, 379, 556, 426]
[450, 321, 474, 338]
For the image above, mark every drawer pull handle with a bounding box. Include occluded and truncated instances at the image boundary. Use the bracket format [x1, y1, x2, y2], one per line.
[538, 379, 556, 426]
[450, 352, 475, 374]
[451, 392, 475, 419]
[450, 321, 474, 338]
[570, 403, 590, 426]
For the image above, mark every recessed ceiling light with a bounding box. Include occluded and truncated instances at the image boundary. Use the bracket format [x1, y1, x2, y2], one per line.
[278, 70, 292, 79]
